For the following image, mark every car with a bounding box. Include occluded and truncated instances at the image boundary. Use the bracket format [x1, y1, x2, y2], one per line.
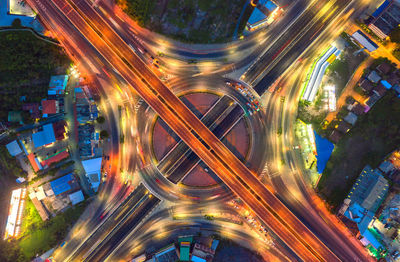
[155, 178, 161, 184]
[225, 81, 232, 86]
[246, 102, 252, 108]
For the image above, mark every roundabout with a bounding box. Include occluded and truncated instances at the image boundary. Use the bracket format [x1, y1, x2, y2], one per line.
[136, 76, 268, 202]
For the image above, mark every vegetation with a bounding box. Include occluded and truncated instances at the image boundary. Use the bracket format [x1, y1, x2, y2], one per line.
[0, 31, 69, 122]
[17, 199, 88, 260]
[0, 145, 26, 177]
[318, 91, 400, 208]
[96, 116, 105, 124]
[389, 26, 400, 44]
[118, 0, 252, 43]
[100, 130, 109, 139]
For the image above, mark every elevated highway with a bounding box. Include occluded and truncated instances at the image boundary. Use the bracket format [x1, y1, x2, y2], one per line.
[26, 0, 365, 260]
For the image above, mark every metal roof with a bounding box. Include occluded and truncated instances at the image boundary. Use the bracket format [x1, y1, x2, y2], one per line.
[50, 173, 73, 195]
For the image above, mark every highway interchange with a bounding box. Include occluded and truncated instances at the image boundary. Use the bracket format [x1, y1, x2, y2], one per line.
[24, 0, 376, 261]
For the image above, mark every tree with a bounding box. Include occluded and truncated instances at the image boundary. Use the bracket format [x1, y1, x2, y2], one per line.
[100, 130, 109, 139]
[345, 96, 355, 105]
[96, 116, 105, 124]
[11, 18, 22, 28]
[390, 26, 400, 44]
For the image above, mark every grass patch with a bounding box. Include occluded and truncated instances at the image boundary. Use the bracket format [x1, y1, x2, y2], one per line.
[18, 200, 88, 260]
[318, 91, 400, 209]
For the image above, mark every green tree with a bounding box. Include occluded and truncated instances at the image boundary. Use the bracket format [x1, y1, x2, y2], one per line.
[11, 18, 22, 28]
[96, 116, 105, 124]
[100, 130, 109, 139]
[390, 26, 400, 43]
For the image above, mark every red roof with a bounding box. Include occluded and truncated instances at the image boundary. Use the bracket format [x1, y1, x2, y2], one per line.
[41, 100, 57, 115]
[28, 153, 40, 172]
[40, 150, 69, 167]
[53, 120, 66, 141]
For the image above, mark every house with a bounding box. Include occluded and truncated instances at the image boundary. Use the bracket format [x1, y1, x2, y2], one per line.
[351, 103, 366, 116]
[351, 30, 378, 52]
[377, 63, 391, 75]
[347, 165, 389, 212]
[393, 84, 400, 94]
[373, 83, 387, 97]
[359, 79, 374, 93]
[380, 79, 392, 89]
[367, 70, 381, 83]
[344, 112, 358, 125]
[365, 93, 381, 108]
[40, 149, 69, 168]
[388, 72, 400, 86]
[48, 75, 68, 95]
[32, 124, 56, 148]
[41, 99, 59, 117]
[52, 120, 66, 141]
[336, 121, 352, 133]
[8, 111, 22, 123]
[378, 161, 395, 174]
[82, 157, 102, 192]
[368, 0, 400, 39]
[68, 190, 84, 205]
[329, 130, 342, 144]
[50, 173, 79, 196]
[246, 0, 279, 31]
[6, 140, 22, 156]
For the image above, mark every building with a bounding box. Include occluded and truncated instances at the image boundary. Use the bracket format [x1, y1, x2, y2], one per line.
[50, 173, 79, 196]
[68, 190, 84, 205]
[32, 124, 56, 148]
[40, 149, 69, 168]
[178, 236, 193, 262]
[246, 0, 279, 31]
[28, 153, 42, 172]
[373, 83, 388, 96]
[48, 75, 68, 95]
[6, 140, 22, 156]
[4, 188, 26, 239]
[344, 112, 358, 126]
[28, 194, 49, 221]
[336, 121, 352, 133]
[302, 45, 341, 102]
[359, 79, 374, 93]
[351, 30, 378, 52]
[368, 0, 400, 39]
[367, 70, 381, 83]
[41, 99, 59, 117]
[53, 120, 67, 141]
[192, 243, 215, 261]
[351, 103, 366, 116]
[347, 165, 389, 212]
[8, 111, 22, 123]
[82, 157, 102, 192]
[153, 244, 179, 262]
[377, 63, 392, 75]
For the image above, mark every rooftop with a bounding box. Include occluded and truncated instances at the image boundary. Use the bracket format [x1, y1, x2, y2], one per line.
[32, 124, 56, 148]
[50, 173, 75, 196]
[48, 75, 68, 95]
[6, 140, 22, 156]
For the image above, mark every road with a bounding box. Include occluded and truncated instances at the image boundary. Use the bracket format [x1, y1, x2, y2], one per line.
[242, 0, 352, 95]
[25, 0, 344, 260]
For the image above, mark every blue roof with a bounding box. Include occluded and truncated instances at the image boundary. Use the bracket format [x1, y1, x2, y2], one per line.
[362, 229, 383, 250]
[50, 173, 73, 195]
[355, 30, 379, 49]
[69, 190, 84, 205]
[191, 255, 206, 262]
[264, 0, 277, 12]
[344, 202, 366, 223]
[314, 132, 334, 173]
[211, 239, 219, 251]
[380, 80, 392, 89]
[372, 0, 390, 18]
[6, 140, 22, 156]
[32, 124, 56, 148]
[248, 8, 267, 26]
